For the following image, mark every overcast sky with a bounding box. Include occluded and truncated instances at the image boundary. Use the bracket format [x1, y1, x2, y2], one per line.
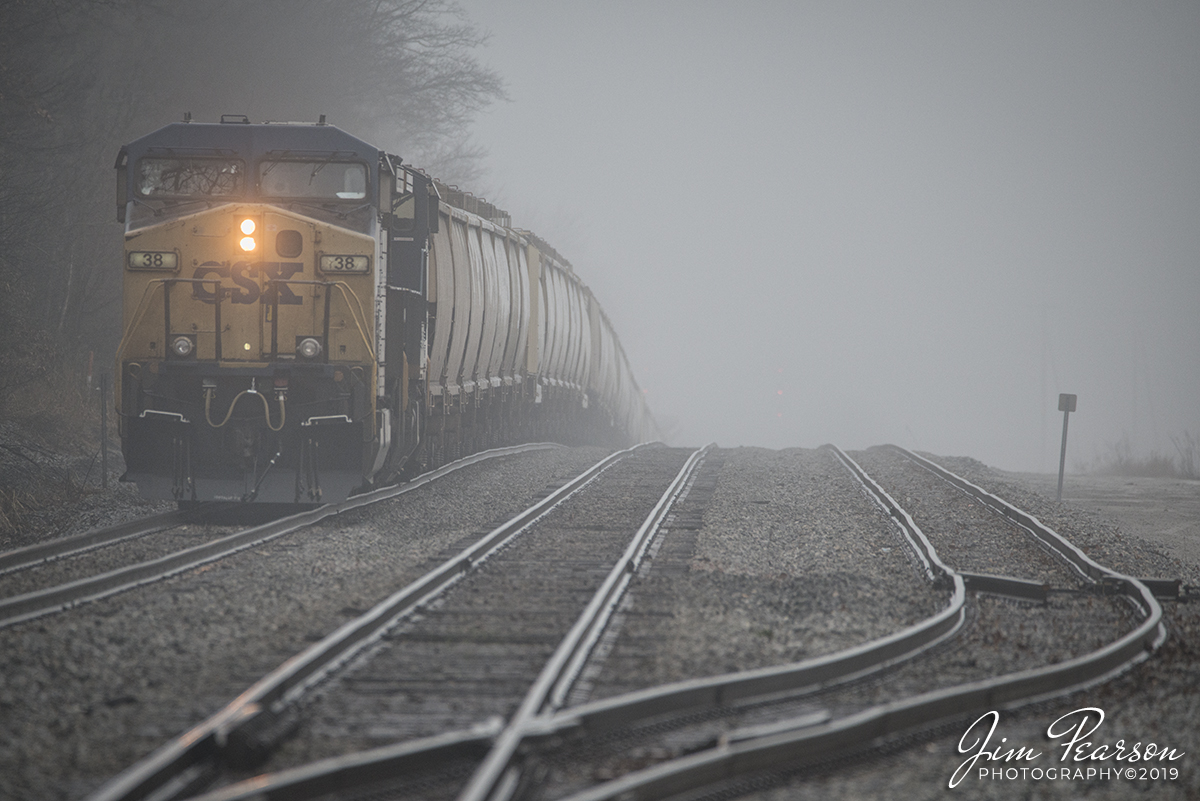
[453, 1, 1200, 472]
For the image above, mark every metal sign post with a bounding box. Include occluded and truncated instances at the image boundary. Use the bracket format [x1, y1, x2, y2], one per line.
[1057, 393, 1076, 502]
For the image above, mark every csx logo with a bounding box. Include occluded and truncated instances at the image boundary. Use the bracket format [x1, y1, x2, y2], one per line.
[192, 262, 303, 305]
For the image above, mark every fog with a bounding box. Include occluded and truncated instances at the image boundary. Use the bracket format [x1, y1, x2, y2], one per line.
[453, 1, 1200, 472]
[5, 2, 1192, 473]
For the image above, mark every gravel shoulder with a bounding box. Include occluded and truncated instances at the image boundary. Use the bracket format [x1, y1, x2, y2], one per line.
[930, 454, 1200, 589]
[1007, 469, 1200, 577]
[0, 420, 172, 553]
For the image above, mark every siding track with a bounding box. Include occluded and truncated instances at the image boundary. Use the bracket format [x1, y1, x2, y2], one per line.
[0, 444, 558, 629]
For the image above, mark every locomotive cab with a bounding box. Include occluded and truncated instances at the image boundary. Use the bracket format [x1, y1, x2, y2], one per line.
[114, 118, 432, 503]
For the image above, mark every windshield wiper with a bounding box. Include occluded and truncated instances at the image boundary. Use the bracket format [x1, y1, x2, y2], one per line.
[285, 200, 371, 221]
[130, 196, 226, 220]
[307, 151, 343, 185]
[260, 151, 293, 180]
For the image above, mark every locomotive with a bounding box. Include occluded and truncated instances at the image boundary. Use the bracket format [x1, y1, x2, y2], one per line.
[114, 115, 654, 504]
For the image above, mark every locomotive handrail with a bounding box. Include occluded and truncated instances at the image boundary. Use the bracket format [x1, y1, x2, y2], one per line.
[161, 277, 224, 361]
[262, 278, 376, 364]
[324, 280, 375, 361]
[262, 276, 377, 423]
[115, 280, 164, 372]
[114, 277, 226, 383]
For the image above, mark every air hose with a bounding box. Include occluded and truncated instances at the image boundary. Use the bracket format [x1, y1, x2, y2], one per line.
[204, 388, 286, 432]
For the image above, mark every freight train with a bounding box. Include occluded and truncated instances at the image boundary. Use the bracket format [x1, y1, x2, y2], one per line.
[114, 115, 654, 504]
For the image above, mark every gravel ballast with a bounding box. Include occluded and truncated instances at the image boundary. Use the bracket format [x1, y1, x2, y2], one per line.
[531, 447, 1150, 800]
[252, 446, 693, 786]
[0, 445, 611, 801]
[850, 448, 1084, 586]
[586, 447, 948, 698]
[734, 452, 1200, 801]
[1, 443, 1194, 801]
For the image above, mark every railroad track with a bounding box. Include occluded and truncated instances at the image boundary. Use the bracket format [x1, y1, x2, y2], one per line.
[513, 446, 1167, 801]
[0, 508, 194, 577]
[87, 444, 708, 801]
[53, 444, 1177, 801]
[0, 443, 559, 629]
[137, 444, 953, 801]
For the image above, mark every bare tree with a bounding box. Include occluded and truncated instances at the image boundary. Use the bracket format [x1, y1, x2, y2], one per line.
[0, 0, 505, 416]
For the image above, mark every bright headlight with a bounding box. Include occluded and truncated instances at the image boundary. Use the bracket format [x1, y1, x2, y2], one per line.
[297, 337, 322, 359]
[240, 218, 256, 235]
[240, 236, 256, 252]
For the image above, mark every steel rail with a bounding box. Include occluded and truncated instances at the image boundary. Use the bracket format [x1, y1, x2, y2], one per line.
[457, 445, 711, 801]
[891, 446, 1185, 600]
[0, 509, 192, 576]
[86, 442, 637, 801]
[0, 443, 560, 630]
[525, 586, 966, 743]
[185, 719, 506, 801]
[554, 448, 1166, 801]
[887, 445, 1178, 596]
[828, 445, 951, 584]
[131, 444, 1123, 801]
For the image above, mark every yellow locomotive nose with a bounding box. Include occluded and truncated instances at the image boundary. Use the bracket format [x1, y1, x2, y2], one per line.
[239, 217, 256, 251]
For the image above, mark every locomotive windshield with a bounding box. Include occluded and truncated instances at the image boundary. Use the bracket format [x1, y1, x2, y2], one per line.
[136, 157, 243, 197]
[123, 144, 375, 233]
[259, 160, 367, 200]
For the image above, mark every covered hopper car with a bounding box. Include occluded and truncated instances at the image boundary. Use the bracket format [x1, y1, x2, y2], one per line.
[114, 115, 654, 503]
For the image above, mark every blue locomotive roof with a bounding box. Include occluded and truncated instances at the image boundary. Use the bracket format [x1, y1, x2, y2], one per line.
[123, 120, 381, 165]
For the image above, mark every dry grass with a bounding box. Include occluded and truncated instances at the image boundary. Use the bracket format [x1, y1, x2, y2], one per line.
[1, 368, 104, 452]
[0, 487, 35, 536]
[0, 478, 95, 546]
[1172, 432, 1199, 479]
[0, 368, 111, 547]
[1083, 434, 1200, 479]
